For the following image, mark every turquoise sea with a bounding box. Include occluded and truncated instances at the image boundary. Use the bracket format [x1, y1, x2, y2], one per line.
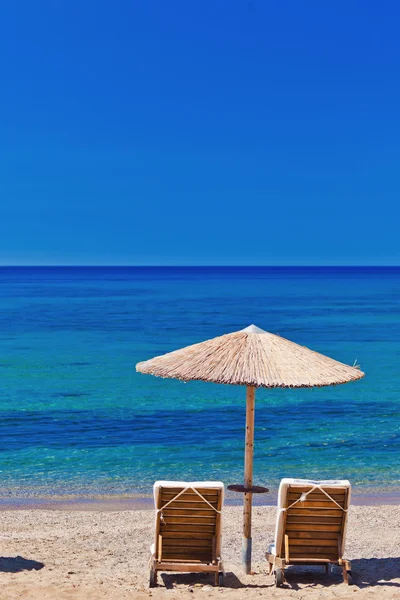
[0, 266, 399, 501]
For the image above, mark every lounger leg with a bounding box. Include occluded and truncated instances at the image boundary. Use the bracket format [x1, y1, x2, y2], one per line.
[275, 566, 284, 587]
[342, 564, 349, 584]
[215, 567, 224, 587]
[149, 567, 157, 587]
[265, 553, 274, 575]
[343, 560, 352, 584]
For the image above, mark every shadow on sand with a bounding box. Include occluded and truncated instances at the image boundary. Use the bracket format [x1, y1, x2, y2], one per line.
[160, 558, 400, 590]
[0, 555, 44, 573]
[350, 558, 400, 589]
[160, 571, 271, 589]
[267, 558, 400, 591]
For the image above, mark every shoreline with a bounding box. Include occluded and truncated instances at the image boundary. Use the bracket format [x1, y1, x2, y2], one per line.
[0, 488, 399, 511]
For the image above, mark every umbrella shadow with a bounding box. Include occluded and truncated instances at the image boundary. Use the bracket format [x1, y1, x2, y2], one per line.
[0, 555, 44, 573]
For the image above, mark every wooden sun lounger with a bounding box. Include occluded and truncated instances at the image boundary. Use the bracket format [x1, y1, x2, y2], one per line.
[149, 481, 224, 587]
[266, 478, 352, 587]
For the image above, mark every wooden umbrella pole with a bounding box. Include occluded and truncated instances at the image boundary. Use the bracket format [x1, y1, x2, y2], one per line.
[242, 385, 255, 573]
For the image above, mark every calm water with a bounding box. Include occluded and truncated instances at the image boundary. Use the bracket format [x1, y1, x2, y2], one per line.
[0, 266, 399, 499]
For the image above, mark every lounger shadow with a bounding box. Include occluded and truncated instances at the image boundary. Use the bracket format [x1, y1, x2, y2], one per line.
[349, 557, 400, 588]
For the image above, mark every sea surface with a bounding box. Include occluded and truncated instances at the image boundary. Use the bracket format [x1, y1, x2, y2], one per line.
[0, 266, 399, 501]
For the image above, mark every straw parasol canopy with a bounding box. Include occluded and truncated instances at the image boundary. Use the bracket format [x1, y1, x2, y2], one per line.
[136, 324, 364, 388]
[136, 324, 364, 573]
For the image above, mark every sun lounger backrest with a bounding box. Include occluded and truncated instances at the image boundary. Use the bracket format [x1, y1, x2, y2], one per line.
[275, 479, 351, 562]
[153, 481, 224, 564]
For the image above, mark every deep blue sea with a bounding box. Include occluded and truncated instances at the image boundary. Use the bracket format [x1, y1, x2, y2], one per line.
[0, 266, 399, 500]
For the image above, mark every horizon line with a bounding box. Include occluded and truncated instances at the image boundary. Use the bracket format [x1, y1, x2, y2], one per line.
[0, 264, 399, 268]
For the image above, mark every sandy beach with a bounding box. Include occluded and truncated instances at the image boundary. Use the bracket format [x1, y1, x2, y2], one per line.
[0, 504, 398, 599]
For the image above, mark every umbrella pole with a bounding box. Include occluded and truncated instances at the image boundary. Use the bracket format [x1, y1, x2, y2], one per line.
[242, 385, 255, 573]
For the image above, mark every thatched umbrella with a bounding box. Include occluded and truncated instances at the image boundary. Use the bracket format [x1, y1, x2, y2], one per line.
[136, 324, 364, 573]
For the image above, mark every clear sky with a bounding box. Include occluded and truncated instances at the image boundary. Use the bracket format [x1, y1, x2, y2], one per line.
[0, 1, 399, 265]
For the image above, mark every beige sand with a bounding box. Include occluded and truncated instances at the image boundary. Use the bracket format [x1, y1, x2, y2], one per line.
[0, 505, 399, 599]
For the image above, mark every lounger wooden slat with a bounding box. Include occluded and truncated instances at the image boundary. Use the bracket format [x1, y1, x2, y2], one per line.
[288, 492, 346, 501]
[161, 501, 219, 509]
[163, 488, 218, 501]
[286, 517, 342, 525]
[163, 496, 219, 503]
[162, 506, 217, 513]
[149, 481, 224, 587]
[163, 494, 218, 506]
[162, 555, 213, 563]
[161, 537, 214, 546]
[289, 553, 339, 561]
[286, 500, 346, 508]
[287, 524, 342, 532]
[162, 508, 217, 517]
[162, 517, 215, 532]
[288, 531, 340, 539]
[162, 554, 214, 562]
[160, 518, 217, 526]
[287, 508, 344, 516]
[266, 479, 351, 587]
[288, 536, 340, 544]
[161, 551, 213, 561]
[162, 539, 213, 548]
[287, 497, 345, 505]
[288, 547, 338, 555]
[162, 531, 215, 539]
[154, 562, 218, 571]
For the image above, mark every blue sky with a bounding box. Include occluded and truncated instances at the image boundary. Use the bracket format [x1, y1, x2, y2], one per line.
[0, 1, 399, 265]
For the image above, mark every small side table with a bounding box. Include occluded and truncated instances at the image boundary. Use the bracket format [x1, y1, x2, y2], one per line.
[227, 484, 269, 494]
